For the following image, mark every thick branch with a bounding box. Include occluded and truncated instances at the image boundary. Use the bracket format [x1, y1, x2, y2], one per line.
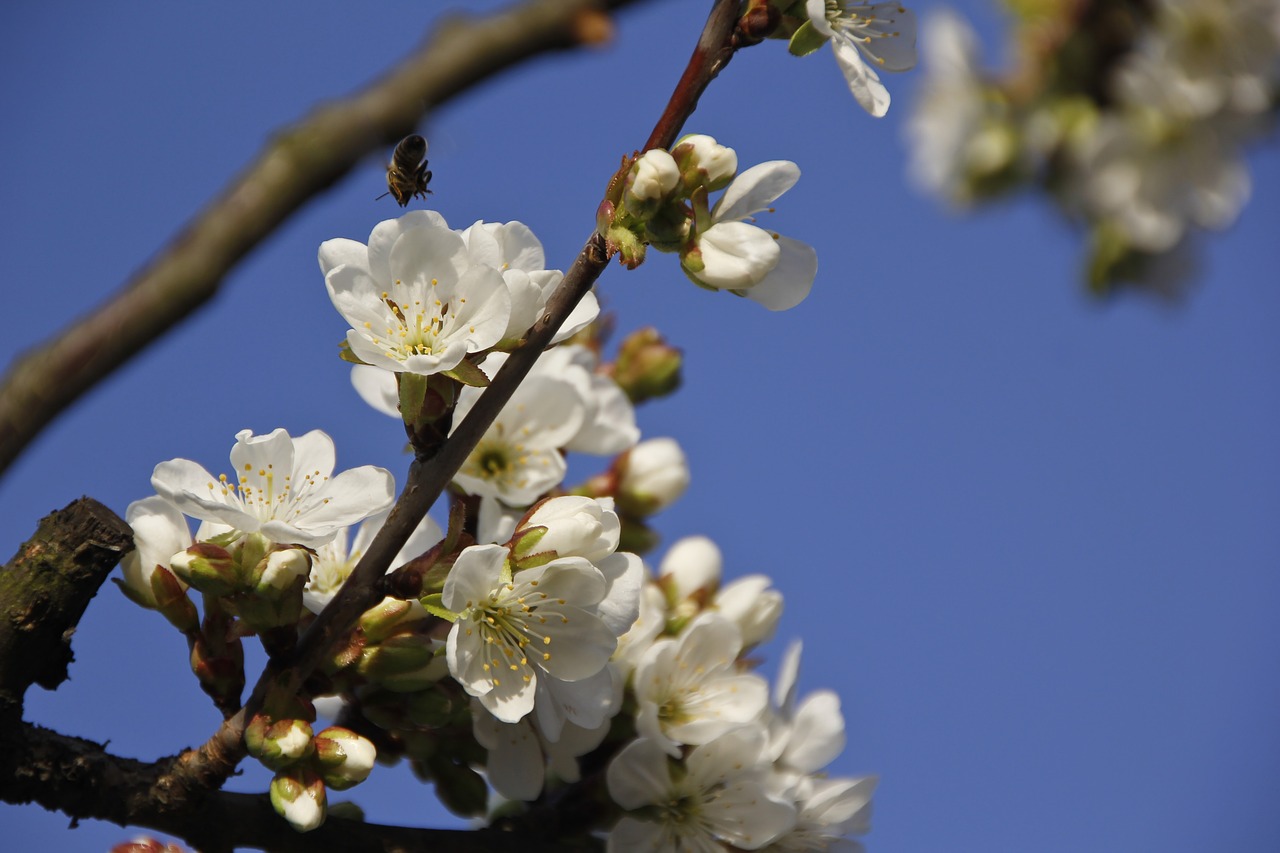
[0, 498, 132, 716]
[0, 721, 598, 853]
[0, 0, 644, 481]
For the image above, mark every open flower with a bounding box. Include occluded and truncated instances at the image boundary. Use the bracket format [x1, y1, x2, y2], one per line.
[443, 544, 619, 723]
[607, 727, 796, 851]
[321, 211, 512, 376]
[151, 429, 394, 549]
[804, 1, 917, 117]
[304, 509, 443, 614]
[682, 161, 818, 311]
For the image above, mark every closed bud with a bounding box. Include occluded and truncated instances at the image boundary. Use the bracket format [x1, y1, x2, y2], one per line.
[253, 548, 313, 595]
[358, 596, 424, 644]
[625, 149, 680, 205]
[607, 224, 647, 269]
[659, 535, 723, 604]
[170, 543, 239, 596]
[616, 437, 690, 517]
[673, 134, 738, 192]
[358, 634, 439, 685]
[512, 496, 620, 566]
[313, 727, 377, 790]
[269, 767, 327, 833]
[714, 574, 783, 647]
[612, 327, 682, 403]
[246, 715, 314, 770]
[149, 566, 199, 632]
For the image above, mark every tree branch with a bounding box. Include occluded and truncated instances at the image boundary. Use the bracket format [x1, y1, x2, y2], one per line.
[0, 721, 599, 853]
[0, 0, 647, 481]
[0, 498, 133, 718]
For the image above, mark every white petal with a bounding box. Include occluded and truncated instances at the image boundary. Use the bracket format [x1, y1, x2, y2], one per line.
[350, 365, 400, 419]
[833, 39, 891, 117]
[713, 161, 801, 223]
[743, 235, 817, 312]
[606, 738, 672, 809]
[317, 238, 369, 278]
[695, 221, 781, 290]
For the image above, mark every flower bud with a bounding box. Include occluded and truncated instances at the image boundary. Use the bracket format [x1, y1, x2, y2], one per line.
[611, 327, 682, 404]
[269, 767, 327, 832]
[313, 727, 377, 790]
[714, 574, 783, 647]
[682, 220, 781, 291]
[617, 437, 690, 516]
[512, 496, 620, 566]
[110, 838, 187, 853]
[674, 134, 738, 191]
[658, 535, 723, 602]
[246, 715, 314, 770]
[626, 149, 680, 204]
[358, 634, 441, 690]
[358, 596, 426, 644]
[119, 496, 191, 609]
[169, 543, 239, 596]
[253, 548, 313, 594]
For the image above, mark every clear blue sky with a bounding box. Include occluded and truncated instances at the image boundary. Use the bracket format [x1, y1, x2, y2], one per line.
[2, 2, 1278, 851]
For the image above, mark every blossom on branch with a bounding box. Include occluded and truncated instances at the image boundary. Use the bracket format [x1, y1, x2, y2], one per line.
[151, 428, 394, 549]
[794, 0, 918, 117]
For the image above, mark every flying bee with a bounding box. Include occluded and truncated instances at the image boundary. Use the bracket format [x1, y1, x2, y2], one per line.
[378, 134, 432, 206]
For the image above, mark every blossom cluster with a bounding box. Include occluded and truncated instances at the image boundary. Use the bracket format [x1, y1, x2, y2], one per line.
[604, 536, 874, 852]
[905, 0, 1280, 295]
[114, 194, 870, 845]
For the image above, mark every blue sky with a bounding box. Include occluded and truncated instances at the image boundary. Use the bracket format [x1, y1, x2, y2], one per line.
[2, 1, 1278, 851]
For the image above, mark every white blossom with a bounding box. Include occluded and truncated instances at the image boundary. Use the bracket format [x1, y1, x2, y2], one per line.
[119, 496, 191, 608]
[684, 161, 818, 311]
[715, 574, 783, 648]
[806, 0, 918, 117]
[620, 437, 690, 514]
[676, 133, 739, 186]
[633, 612, 769, 756]
[151, 429, 394, 549]
[321, 211, 512, 376]
[443, 544, 619, 724]
[607, 727, 796, 851]
[628, 149, 681, 202]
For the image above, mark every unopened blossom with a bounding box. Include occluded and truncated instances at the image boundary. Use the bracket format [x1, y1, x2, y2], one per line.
[151, 429, 395, 549]
[658, 534, 723, 603]
[715, 574, 783, 647]
[442, 544, 618, 724]
[675, 133, 739, 188]
[321, 211, 512, 376]
[119, 496, 191, 608]
[607, 728, 796, 851]
[805, 0, 918, 117]
[269, 767, 327, 832]
[683, 161, 818, 311]
[633, 612, 769, 756]
[619, 437, 690, 515]
[512, 496, 622, 565]
[313, 727, 377, 790]
[627, 149, 681, 203]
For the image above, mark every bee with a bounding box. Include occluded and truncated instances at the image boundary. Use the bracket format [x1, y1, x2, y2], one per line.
[379, 134, 432, 206]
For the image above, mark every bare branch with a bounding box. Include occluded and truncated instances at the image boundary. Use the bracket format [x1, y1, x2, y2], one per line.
[0, 499, 133, 715]
[0, 721, 600, 852]
[0, 0, 645, 480]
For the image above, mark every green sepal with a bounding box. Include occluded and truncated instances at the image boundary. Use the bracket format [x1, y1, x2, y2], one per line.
[338, 340, 369, 365]
[788, 20, 826, 56]
[420, 593, 459, 623]
[443, 358, 491, 388]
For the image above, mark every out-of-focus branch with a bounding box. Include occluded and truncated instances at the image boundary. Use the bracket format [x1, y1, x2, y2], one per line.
[0, 498, 133, 719]
[0, 0, 646, 481]
[0, 722, 599, 853]
[166, 0, 747, 806]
